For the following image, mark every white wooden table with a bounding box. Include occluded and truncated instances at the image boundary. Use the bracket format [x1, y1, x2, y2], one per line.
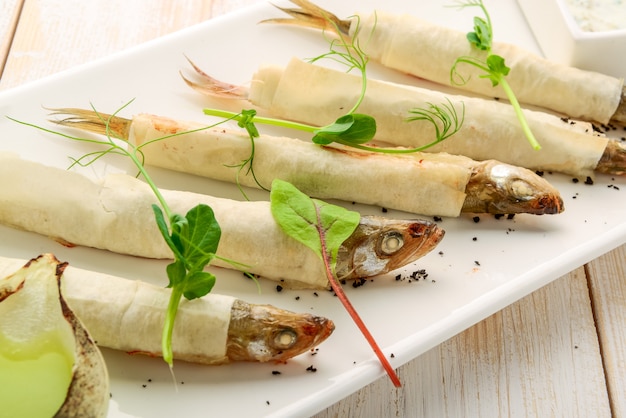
[1, 1, 624, 416]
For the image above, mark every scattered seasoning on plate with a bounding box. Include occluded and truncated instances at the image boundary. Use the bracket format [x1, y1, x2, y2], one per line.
[306, 365, 318, 373]
[438, 251, 444, 256]
[433, 216, 442, 222]
[472, 216, 480, 223]
[390, 353, 395, 358]
[381, 207, 388, 213]
[295, 296, 300, 301]
[394, 269, 429, 283]
[474, 260, 481, 266]
[276, 285, 283, 292]
[535, 170, 544, 177]
[472, 237, 478, 241]
[585, 176, 594, 185]
[313, 292, 319, 297]
[311, 348, 319, 356]
[352, 278, 367, 288]
[266, 401, 271, 406]
[272, 370, 281, 375]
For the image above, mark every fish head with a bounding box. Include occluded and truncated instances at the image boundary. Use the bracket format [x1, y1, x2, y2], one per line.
[226, 299, 335, 363]
[336, 215, 444, 279]
[467, 161, 564, 215]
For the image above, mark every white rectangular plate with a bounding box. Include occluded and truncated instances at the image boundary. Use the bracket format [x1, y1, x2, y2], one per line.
[1, 1, 625, 417]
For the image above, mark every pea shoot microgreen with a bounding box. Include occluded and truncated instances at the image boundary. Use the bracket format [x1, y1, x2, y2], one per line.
[8, 102, 251, 369]
[450, 0, 541, 150]
[270, 179, 401, 387]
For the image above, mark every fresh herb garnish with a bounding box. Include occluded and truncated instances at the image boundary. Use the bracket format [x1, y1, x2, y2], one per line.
[223, 108, 269, 199]
[450, 0, 541, 150]
[270, 179, 401, 387]
[204, 102, 463, 155]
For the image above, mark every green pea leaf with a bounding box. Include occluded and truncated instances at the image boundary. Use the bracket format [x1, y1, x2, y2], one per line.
[182, 271, 216, 300]
[269, 179, 359, 267]
[468, 16, 492, 50]
[181, 204, 221, 271]
[312, 114, 376, 146]
[165, 260, 186, 288]
[152, 205, 184, 261]
[486, 54, 510, 76]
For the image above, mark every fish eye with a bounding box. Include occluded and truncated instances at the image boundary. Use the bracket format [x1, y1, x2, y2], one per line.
[509, 179, 534, 200]
[379, 231, 404, 255]
[273, 328, 298, 350]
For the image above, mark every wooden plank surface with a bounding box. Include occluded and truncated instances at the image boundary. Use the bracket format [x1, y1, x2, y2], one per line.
[0, 0, 242, 90]
[1, 1, 624, 417]
[0, 0, 22, 75]
[587, 246, 626, 417]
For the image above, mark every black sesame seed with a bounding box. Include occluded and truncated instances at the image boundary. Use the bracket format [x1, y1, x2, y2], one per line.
[352, 278, 367, 288]
[472, 216, 480, 223]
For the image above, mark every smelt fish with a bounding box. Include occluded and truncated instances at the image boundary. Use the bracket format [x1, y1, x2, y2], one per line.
[0, 153, 443, 289]
[50, 109, 563, 216]
[0, 255, 334, 364]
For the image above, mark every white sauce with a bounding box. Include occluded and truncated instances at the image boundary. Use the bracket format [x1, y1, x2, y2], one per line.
[565, 0, 626, 31]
